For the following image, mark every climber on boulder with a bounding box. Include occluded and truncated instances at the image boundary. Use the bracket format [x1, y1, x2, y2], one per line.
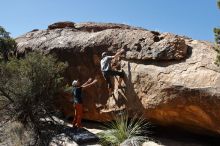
[100, 49, 125, 96]
[71, 78, 97, 128]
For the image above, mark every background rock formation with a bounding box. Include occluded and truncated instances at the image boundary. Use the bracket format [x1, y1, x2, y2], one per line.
[16, 21, 220, 135]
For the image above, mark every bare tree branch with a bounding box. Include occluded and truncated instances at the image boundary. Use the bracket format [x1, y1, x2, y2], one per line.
[0, 102, 13, 111]
[0, 87, 14, 102]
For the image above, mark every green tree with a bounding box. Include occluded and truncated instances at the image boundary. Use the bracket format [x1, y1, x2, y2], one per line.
[214, 0, 220, 65]
[218, 0, 220, 8]
[0, 26, 16, 62]
[0, 52, 68, 145]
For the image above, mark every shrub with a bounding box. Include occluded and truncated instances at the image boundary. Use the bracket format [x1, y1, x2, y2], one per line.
[214, 1, 220, 66]
[0, 26, 16, 62]
[0, 52, 68, 145]
[98, 113, 150, 146]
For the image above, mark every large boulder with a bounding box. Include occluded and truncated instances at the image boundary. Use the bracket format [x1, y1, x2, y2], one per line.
[16, 22, 220, 135]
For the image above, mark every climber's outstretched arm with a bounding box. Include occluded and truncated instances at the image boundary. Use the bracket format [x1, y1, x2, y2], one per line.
[81, 78, 92, 87]
[112, 49, 124, 59]
[81, 79, 98, 88]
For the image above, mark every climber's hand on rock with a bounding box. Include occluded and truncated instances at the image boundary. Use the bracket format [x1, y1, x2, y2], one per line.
[119, 48, 125, 53]
[87, 78, 92, 82]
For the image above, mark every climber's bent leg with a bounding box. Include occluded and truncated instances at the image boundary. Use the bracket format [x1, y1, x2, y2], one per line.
[107, 70, 125, 87]
[102, 71, 113, 96]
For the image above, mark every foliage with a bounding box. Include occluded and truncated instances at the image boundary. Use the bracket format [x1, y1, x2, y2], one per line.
[0, 52, 68, 145]
[0, 26, 10, 38]
[218, 0, 220, 9]
[97, 113, 150, 146]
[214, 0, 220, 65]
[0, 26, 16, 62]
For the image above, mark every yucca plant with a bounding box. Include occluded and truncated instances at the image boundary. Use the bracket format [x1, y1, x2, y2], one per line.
[98, 112, 150, 146]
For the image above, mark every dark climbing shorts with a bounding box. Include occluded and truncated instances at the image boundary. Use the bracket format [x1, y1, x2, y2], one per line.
[102, 70, 124, 89]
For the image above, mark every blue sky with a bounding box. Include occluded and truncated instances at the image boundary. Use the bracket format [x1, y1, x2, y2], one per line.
[1, 0, 220, 41]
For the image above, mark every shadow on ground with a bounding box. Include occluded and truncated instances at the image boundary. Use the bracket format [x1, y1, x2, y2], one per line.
[44, 118, 220, 146]
[82, 120, 220, 146]
[40, 121, 99, 146]
[148, 125, 220, 146]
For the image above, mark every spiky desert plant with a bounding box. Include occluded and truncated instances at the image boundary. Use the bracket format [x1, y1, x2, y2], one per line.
[98, 113, 150, 146]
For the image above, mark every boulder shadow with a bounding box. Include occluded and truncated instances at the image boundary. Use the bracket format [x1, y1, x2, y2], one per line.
[119, 61, 145, 113]
[43, 122, 99, 145]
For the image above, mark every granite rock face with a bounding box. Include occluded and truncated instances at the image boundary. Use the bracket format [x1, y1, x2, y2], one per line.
[16, 22, 220, 135]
